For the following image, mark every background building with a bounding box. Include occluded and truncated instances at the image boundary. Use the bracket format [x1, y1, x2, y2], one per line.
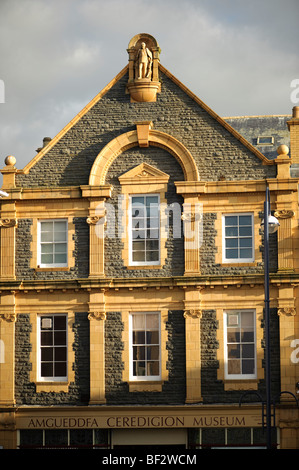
[0, 33, 298, 450]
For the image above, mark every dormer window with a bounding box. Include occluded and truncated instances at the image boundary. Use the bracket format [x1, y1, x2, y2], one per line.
[256, 136, 274, 145]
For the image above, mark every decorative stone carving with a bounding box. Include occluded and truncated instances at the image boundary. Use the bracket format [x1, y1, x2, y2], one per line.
[86, 212, 106, 225]
[274, 210, 294, 219]
[136, 42, 152, 80]
[0, 218, 17, 228]
[0, 313, 16, 322]
[181, 212, 202, 223]
[183, 309, 202, 319]
[127, 33, 161, 102]
[88, 311, 106, 321]
[277, 307, 296, 316]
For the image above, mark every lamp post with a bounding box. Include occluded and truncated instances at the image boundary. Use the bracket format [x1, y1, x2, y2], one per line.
[261, 186, 279, 449]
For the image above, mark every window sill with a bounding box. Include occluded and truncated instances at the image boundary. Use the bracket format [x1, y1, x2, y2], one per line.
[35, 267, 70, 271]
[35, 381, 69, 393]
[129, 381, 163, 392]
[220, 262, 257, 267]
[126, 265, 163, 270]
[223, 380, 258, 391]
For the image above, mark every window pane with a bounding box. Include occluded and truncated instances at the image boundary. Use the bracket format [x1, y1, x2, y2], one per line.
[240, 248, 252, 258]
[134, 361, 146, 376]
[242, 330, 254, 342]
[41, 244, 53, 254]
[54, 253, 67, 264]
[226, 238, 238, 248]
[225, 227, 238, 237]
[54, 316, 66, 330]
[54, 362, 67, 377]
[147, 206, 159, 218]
[133, 346, 145, 360]
[147, 229, 159, 239]
[132, 218, 145, 229]
[228, 344, 240, 358]
[239, 215, 252, 226]
[242, 344, 254, 358]
[228, 359, 240, 375]
[41, 254, 53, 264]
[225, 216, 238, 226]
[146, 240, 159, 250]
[133, 241, 145, 251]
[147, 218, 158, 229]
[147, 361, 159, 376]
[241, 311, 253, 328]
[41, 362, 53, 377]
[146, 196, 158, 205]
[146, 251, 159, 262]
[132, 229, 146, 239]
[41, 347, 53, 361]
[41, 331, 53, 346]
[40, 222, 53, 232]
[147, 314, 159, 329]
[147, 345, 159, 360]
[132, 251, 145, 262]
[133, 315, 145, 330]
[132, 196, 145, 205]
[226, 249, 238, 259]
[45, 430, 68, 446]
[242, 359, 255, 374]
[132, 206, 145, 218]
[70, 430, 93, 446]
[227, 329, 240, 343]
[54, 221, 67, 232]
[239, 226, 252, 236]
[54, 331, 66, 345]
[55, 347, 67, 361]
[54, 231, 67, 242]
[40, 232, 53, 243]
[54, 243, 67, 253]
[133, 331, 145, 344]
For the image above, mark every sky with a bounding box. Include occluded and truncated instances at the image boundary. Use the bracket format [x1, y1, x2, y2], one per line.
[0, 0, 299, 179]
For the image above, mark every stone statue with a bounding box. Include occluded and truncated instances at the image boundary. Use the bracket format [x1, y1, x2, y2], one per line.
[135, 42, 152, 80]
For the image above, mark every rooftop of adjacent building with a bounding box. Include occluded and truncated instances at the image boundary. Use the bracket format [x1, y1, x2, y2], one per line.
[223, 114, 291, 160]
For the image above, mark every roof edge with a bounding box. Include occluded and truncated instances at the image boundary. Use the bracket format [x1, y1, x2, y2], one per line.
[21, 65, 129, 174]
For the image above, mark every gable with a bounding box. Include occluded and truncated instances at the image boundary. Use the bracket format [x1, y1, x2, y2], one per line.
[118, 163, 170, 184]
[13, 40, 277, 189]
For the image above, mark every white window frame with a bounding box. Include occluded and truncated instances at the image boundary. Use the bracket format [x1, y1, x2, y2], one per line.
[222, 213, 254, 263]
[224, 310, 257, 380]
[37, 314, 68, 382]
[129, 312, 161, 382]
[129, 194, 160, 266]
[37, 219, 68, 268]
[257, 136, 274, 145]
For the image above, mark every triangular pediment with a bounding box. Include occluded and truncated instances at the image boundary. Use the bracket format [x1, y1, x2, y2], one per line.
[118, 163, 170, 184]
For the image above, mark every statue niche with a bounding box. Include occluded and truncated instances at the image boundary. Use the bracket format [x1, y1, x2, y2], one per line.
[127, 33, 161, 102]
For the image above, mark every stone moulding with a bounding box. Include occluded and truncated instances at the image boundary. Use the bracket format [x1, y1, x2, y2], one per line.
[0, 218, 17, 228]
[88, 311, 106, 321]
[274, 210, 295, 219]
[277, 307, 296, 316]
[0, 313, 16, 322]
[183, 309, 202, 319]
[89, 126, 199, 185]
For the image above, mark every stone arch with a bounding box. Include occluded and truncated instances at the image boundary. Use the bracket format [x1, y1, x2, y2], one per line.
[89, 129, 199, 185]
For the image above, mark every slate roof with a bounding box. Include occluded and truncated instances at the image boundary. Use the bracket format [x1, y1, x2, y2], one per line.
[223, 115, 291, 160]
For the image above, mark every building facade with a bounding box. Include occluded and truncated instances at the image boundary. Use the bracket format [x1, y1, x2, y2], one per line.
[0, 33, 299, 450]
